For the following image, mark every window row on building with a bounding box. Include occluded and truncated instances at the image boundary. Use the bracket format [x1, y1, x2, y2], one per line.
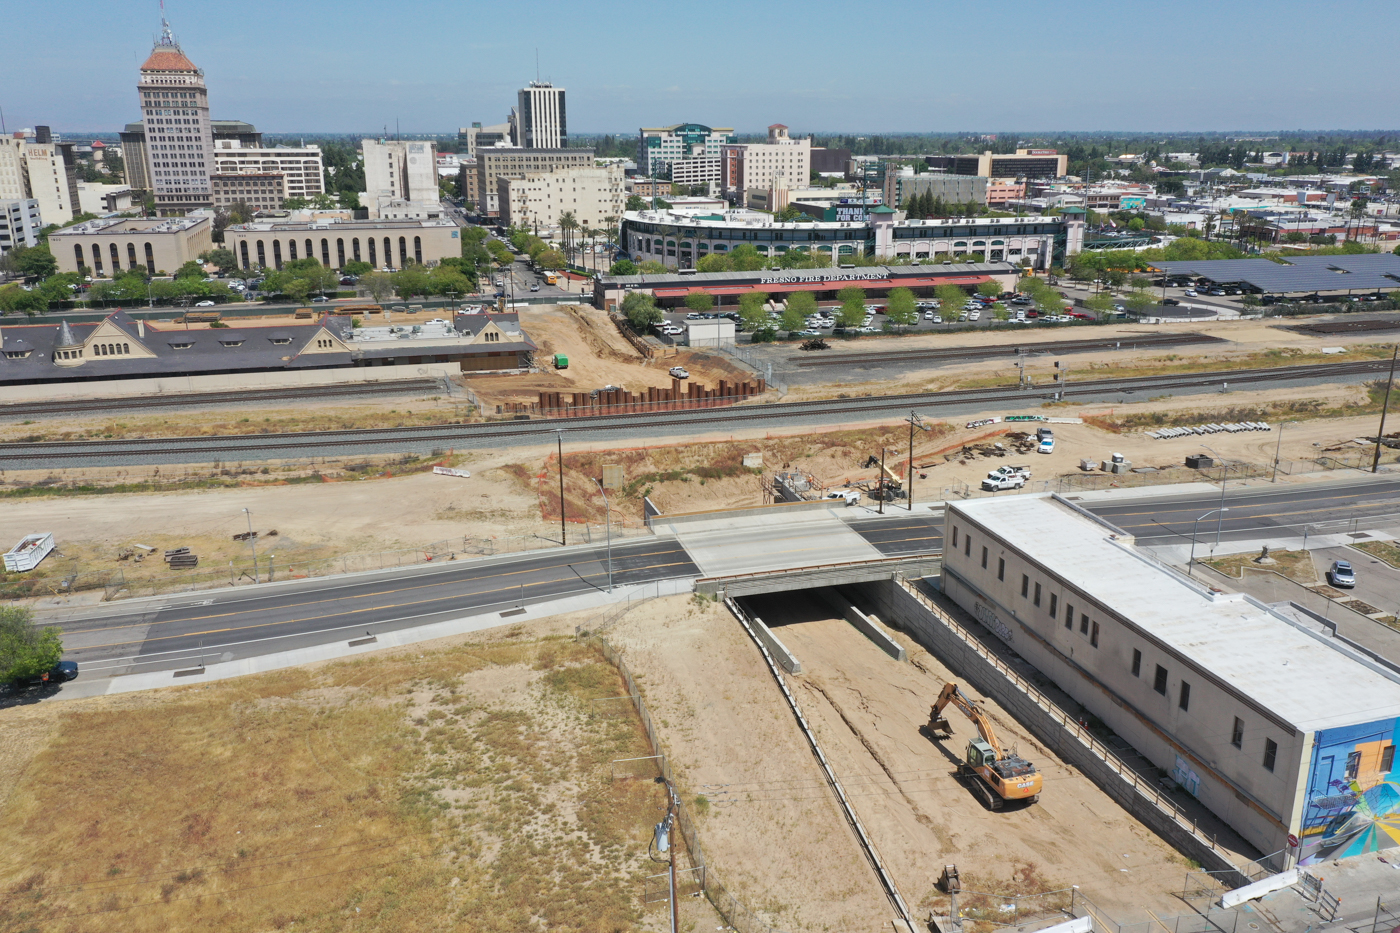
[947, 518, 1286, 778]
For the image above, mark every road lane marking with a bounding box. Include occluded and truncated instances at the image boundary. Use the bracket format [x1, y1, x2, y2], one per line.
[76, 559, 696, 651]
[67, 547, 695, 636]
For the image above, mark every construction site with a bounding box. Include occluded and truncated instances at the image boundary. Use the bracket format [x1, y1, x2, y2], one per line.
[6, 301, 1400, 933]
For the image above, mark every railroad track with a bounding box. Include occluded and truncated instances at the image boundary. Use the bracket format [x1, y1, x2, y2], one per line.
[0, 377, 446, 419]
[0, 359, 1387, 467]
[791, 331, 1225, 368]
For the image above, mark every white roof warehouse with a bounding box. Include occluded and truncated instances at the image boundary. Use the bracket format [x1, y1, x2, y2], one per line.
[940, 493, 1400, 864]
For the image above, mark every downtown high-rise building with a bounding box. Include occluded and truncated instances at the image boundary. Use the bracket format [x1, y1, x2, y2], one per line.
[138, 16, 213, 214]
[512, 82, 567, 149]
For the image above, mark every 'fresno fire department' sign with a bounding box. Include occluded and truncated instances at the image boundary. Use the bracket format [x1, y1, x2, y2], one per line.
[758, 269, 887, 285]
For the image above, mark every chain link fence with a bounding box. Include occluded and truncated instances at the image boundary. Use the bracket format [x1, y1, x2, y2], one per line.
[582, 631, 793, 933]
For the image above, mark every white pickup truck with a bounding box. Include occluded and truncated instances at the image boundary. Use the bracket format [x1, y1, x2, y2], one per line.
[981, 465, 1032, 492]
[825, 489, 862, 505]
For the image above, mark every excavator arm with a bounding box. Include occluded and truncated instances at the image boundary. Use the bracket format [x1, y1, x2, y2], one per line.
[929, 682, 1006, 760]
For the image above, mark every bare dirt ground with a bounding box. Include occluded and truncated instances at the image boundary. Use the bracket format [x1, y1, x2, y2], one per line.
[603, 595, 895, 930]
[743, 590, 1193, 924]
[464, 306, 750, 411]
[776, 329, 1392, 403]
[4, 388, 1390, 605]
[605, 592, 1195, 931]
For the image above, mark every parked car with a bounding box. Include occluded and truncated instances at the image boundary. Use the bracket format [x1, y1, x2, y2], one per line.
[194, 300, 216, 307]
[1037, 427, 1055, 454]
[311, 295, 330, 302]
[1183, 288, 1197, 297]
[1162, 298, 1180, 306]
[1327, 560, 1356, 588]
[669, 366, 689, 379]
[13, 661, 79, 691]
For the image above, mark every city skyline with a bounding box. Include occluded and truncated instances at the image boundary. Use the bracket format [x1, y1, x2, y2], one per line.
[4, 0, 1400, 136]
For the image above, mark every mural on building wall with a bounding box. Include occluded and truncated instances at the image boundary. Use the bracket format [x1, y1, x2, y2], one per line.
[1300, 718, 1400, 865]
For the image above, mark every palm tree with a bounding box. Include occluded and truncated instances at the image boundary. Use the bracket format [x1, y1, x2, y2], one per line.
[558, 211, 578, 268]
[1202, 213, 1217, 241]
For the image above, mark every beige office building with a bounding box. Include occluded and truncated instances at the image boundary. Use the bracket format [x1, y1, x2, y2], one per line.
[498, 164, 624, 232]
[49, 215, 214, 276]
[223, 217, 462, 272]
[720, 124, 811, 202]
[210, 144, 324, 202]
[360, 139, 439, 219]
[0, 135, 81, 226]
[212, 173, 286, 210]
[475, 147, 593, 215]
[137, 18, 215, 214]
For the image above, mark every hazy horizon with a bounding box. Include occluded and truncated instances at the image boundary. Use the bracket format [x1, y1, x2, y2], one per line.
[6, 0, 1399, 137]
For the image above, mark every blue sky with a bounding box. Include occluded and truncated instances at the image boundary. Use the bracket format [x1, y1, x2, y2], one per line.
[6, 0, 1399, 136]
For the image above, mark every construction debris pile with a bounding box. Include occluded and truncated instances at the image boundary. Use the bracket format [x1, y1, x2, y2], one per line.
[1146, 422, 1272, 440]
[165, 547, 198, 569]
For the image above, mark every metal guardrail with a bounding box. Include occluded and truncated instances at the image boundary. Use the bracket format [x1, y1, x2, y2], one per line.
[894, 578, 1281, 886]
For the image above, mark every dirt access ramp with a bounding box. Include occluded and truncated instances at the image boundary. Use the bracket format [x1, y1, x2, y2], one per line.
[604, 595, 894, 931]
[464, 305, 748, 410]
[742, 589, 1192, 924]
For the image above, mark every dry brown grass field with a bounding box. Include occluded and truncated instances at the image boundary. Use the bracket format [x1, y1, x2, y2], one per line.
[0, 635, 686, 933]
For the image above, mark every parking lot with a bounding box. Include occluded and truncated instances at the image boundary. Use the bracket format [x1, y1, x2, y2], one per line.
[657, 290, 1093, 340]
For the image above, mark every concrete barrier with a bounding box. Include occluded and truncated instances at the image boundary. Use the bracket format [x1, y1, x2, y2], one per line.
[647, 497, 836, 530]
[742, 608, 801, 674]
[696, 556, 941, 599]
[1219, 869, 1297, 908]
[820, 588, 906, 661]
[0, 362, 459, 402]
[856, 577, 1255, 888]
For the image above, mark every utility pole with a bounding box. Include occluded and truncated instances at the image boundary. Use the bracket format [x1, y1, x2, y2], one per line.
[878, 446, 887, 515]
[556, 429, 567, 545]
[655, 779, 680, 933]
[905, 411, 930, 511]
[1372, 345, 1398, 473]
[593, 478, 613, 592]
[242, 508, 259, 583]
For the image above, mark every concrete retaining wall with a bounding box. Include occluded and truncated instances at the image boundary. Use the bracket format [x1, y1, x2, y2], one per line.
[1, 362, 459, 402]
[821, 588, 906, 661]
[856, 577, 1254, 888]
[742, 607, 801, 674]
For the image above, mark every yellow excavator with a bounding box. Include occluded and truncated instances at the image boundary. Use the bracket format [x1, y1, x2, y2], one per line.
[927, 682, 1042, 810]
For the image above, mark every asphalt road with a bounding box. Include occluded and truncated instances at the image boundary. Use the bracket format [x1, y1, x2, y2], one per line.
[1080, 476, 1400, 546]
[847, 512, 945, 555]
[42, 476, 1400, 681]
[59, 538, 697, 676]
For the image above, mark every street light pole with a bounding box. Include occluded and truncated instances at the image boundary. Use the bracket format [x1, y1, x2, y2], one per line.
[1200, 444, 1229, 547]
[593, 478, 613, 593]
[242, 508, 259, 583]
[1188, 508, 1229, 577]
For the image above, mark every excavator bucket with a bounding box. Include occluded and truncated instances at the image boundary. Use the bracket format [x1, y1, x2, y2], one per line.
[928, 708, 953, 736]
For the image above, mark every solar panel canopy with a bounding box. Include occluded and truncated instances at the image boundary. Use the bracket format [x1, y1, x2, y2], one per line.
[1149, 254, 1400, 293]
